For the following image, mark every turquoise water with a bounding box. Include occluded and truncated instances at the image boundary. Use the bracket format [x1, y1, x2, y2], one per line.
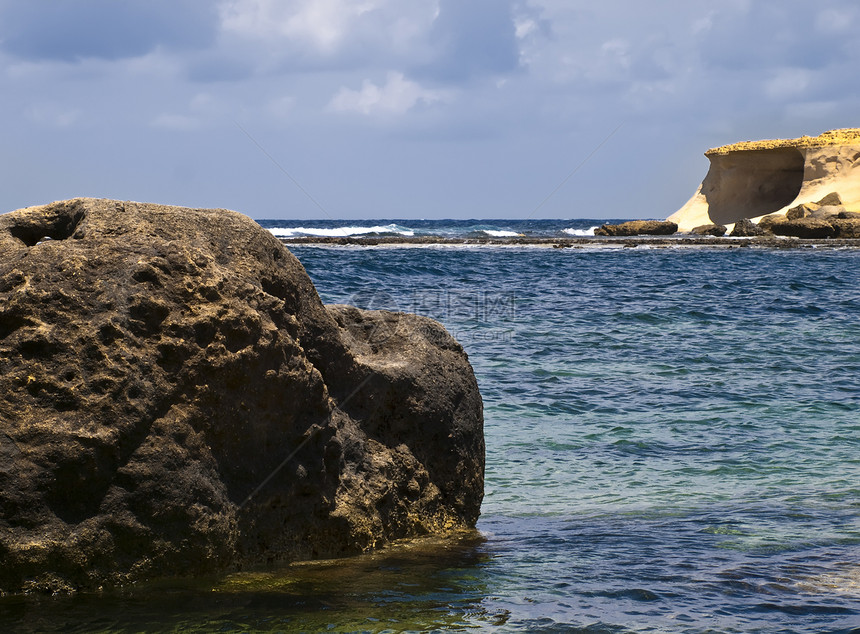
[3, 243, 859, 632]
[295, 245, 860, 632]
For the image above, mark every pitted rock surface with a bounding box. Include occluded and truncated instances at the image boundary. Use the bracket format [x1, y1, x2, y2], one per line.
[0, 198, 484, 594]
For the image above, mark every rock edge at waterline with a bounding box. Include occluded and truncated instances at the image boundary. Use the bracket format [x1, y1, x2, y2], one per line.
[0, 198, 484, 595]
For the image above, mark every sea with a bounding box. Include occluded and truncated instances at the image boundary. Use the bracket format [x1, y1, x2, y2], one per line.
[261, 218, 609, 239]
[2, 219, 859, 633]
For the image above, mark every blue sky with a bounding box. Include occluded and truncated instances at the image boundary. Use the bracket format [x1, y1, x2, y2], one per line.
[2, 1, 859, 219]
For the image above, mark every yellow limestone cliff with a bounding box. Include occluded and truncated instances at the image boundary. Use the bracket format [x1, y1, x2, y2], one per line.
[667, 128, 860, 232]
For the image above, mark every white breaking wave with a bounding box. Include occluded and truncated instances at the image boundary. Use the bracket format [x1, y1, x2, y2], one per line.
[268, 224, 415, 238]
[563, 226, 599, 237]
[480, 229, 522, 237]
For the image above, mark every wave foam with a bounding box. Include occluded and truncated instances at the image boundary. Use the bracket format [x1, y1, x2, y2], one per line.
[480, 230, 521, 237]
[268, 224, 415, 238]
[563, 226, 599, 237]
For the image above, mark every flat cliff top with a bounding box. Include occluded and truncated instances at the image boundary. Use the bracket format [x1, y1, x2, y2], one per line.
[706, 128, 860, 155]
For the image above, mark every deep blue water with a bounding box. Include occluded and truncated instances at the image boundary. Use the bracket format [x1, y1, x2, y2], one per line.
[3, 235, 859, 632]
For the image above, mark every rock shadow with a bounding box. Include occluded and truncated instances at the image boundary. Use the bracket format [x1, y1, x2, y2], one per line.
[703, 148, 805, 225]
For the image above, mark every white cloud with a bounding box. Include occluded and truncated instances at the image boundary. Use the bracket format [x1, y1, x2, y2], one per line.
[328, 71, 448, 115]
[514, 17, 537, 40]
[219, 0, 372, 52]
[4, 0, 860, 221]
[218, 0, 438, 60]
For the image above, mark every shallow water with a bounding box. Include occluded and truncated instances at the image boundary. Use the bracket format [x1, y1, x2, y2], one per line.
[3, 245, 859, 632]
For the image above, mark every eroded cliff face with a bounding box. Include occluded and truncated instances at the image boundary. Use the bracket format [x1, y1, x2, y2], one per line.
[0, 198, 484, 594]
[668, 129, 860, 232]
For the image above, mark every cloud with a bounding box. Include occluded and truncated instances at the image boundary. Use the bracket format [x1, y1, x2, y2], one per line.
[601, 39, 631, 71]
[765, 68, 811, 100]
[417, 0, 519, 81]
[691, 11, 716, 35]
[4, 0, 860, 220]
[215, 0, 522, 84]
[219, 0, 376, 54]
[815, 7, 859, 33]
[696, 3, 839, 71]
[0, 0, 219, 62]
[328, 71, 448, 115]
[216, 0, 439, 74]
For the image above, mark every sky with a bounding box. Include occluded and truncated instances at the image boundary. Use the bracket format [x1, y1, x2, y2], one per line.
[2, 1, 859, 220]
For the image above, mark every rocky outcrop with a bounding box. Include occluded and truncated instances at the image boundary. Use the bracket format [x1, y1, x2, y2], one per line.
[769, 217, 837, 239]
[762, 213, 860, 239]
[829, 218, 860, 238]
[690, 223, 727, 236]
[786, 203, 820, 220]
[0, 198, 484, 594]
[668, 129, 860, 232]
[729, 218, 766, 237]
[594, 220, 677, 236]
[757, 214, 784, 231]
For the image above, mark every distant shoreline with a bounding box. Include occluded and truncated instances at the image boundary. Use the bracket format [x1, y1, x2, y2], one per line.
[281, 235, 860, 249]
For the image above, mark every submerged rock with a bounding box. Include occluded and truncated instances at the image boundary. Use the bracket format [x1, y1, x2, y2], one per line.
[594, 220, 677, 237]
[0, 198, 484, 594]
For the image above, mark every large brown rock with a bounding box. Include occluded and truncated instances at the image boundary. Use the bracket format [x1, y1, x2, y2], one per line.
[829, 218, 860, 238]
[785, 202, 819, 220]
[0, 198, 484, 594]
[769, 217, 837, 239]
[594, 220, 677, 236]
[785, 193, 844, 220]
[817, 192, 843, 207]
[757, 214, 785, 231]
[689, 223, 727, 236]
[729, 218, 766, 237]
